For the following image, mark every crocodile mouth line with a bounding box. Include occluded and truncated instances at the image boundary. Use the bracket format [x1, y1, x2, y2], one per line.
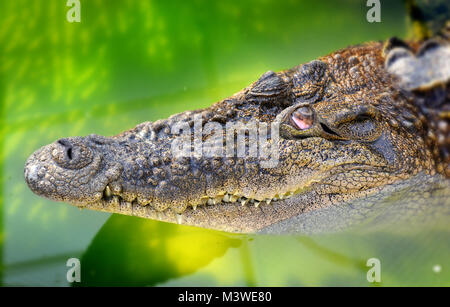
[90, 186, 300, 225]
[92, 163, 387, 218]
[97, 185, 297, 211]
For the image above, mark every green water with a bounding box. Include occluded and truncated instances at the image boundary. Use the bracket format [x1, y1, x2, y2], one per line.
[0, 0, 448, 286]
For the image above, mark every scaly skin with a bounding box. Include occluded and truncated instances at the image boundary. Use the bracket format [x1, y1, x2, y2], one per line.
[24, 36, 450, 233]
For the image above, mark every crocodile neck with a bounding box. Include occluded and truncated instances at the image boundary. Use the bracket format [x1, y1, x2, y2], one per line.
[259, 172, 450, 234]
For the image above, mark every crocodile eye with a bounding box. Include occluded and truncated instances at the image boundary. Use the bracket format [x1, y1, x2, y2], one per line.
[291, 106, 314, 130]
[52, 139, 93, 169]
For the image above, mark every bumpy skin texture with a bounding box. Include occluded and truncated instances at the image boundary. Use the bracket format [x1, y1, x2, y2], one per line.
[24, 37, 450, 233]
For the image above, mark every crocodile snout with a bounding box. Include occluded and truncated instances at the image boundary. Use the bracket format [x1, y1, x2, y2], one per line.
[24, 137, 107, 203]
[24, 146, 56, 198]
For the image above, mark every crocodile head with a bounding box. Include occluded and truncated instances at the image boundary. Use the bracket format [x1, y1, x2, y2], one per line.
[25, 40, 448, 233]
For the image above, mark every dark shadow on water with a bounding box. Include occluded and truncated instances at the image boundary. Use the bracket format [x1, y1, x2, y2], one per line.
[76, 215, 242, 287]
[239, 240, 256, 287]
[296, 237, 366, 271]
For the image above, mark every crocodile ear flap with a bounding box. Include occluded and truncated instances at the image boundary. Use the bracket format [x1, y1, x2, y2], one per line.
[291, 60, 328, 104]
[385, 38, 450, 91]
[246, 70, 290, 106]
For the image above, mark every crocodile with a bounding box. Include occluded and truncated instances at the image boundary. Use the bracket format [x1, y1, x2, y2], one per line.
[24, 23, 450, 234]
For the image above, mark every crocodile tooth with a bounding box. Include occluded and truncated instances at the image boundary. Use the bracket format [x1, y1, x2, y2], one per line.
[241, 198, 249, 206]
[265, 199, 272, 205]
[284, 192, 293, 198]
[104, 185, 112, 198]
[223, 194, 230, 202]
[230, 195, 239, 202]
[272, 197, 279, 201]
[193, 205, 197, 211]
[111, 196, 120, 206]
[137, 198, 150, 206]
[176, 214, 183, 224]
[207, 199, 215, 205]
[254, 201, 260, 208]
[94, 192, 103, 201]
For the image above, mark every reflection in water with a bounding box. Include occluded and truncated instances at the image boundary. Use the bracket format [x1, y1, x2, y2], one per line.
[77, 215, 241, 286]
[76, 213, 450, 286]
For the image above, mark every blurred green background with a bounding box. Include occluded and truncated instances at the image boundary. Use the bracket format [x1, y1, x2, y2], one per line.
[0, 0, 448, 286]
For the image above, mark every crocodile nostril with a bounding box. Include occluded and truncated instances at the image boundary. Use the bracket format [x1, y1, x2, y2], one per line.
[51, 138, 94, 169]
[57, 139, 74, 160]
[67, 147, 73, 160]
[291, 106, 314, 130]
